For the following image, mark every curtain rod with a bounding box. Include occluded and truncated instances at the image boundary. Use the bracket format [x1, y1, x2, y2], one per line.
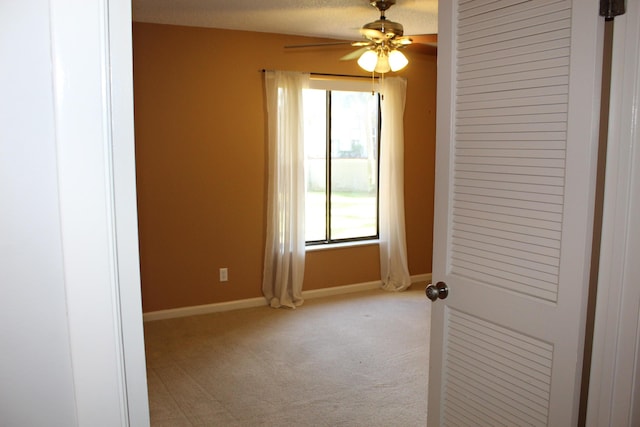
[260, 69, 378, 80]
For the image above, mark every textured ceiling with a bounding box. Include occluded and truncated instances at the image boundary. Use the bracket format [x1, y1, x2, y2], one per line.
[132, 0, 438, 41]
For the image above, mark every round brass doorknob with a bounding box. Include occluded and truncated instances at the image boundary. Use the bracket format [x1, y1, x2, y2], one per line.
[425, 281, 448, 301]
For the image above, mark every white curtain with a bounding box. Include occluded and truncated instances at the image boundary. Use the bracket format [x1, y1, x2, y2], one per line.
[379, 77, 412, 291]
[262, 70, 309, 308]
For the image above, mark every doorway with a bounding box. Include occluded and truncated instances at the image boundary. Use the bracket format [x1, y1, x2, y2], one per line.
[131, 16, 437, 425]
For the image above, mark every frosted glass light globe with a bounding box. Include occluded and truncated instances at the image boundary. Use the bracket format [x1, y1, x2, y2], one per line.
[357, 50, 378, 72]
[389, 50, 409, 71]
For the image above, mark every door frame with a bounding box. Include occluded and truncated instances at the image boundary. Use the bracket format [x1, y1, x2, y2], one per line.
[51, 0, 149, 424]
[587, 2, 640, 425]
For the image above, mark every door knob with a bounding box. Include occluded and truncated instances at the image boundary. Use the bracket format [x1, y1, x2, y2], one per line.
[425, 281, 448, 301]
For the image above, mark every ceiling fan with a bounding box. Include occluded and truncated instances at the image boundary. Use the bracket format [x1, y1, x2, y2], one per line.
[285, 0, 437, 74]
[346, 0, 414, 73]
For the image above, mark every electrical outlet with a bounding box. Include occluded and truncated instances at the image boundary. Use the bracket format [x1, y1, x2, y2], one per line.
[219, 268, 228, 282]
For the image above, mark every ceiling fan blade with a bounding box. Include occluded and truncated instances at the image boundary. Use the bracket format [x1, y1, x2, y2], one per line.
[393, 36, 413, 46]
[360, 28, 385, 40]
[340, 47, 369, 61]
[401, 34, 438, 55]
[409, 34, 438, 45]
[284, 41, 353, 49]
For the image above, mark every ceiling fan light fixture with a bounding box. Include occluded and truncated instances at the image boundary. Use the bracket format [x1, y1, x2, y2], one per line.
[388, 49, 409, 71]
[357, 48, 407, 74]
[357, 50, 379, 72]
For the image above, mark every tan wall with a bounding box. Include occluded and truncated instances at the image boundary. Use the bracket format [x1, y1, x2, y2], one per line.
[132, 22, 436, 312]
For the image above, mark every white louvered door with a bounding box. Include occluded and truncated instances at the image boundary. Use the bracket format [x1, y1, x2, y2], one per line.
[428, 1, 604, 425]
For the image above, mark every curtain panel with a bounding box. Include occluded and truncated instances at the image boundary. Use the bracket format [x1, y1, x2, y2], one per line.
[379, 77, 412, 291]
[262, 71, 309, 308]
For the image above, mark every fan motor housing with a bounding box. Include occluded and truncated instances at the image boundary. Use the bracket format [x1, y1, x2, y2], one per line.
[363, 18, 404, 37]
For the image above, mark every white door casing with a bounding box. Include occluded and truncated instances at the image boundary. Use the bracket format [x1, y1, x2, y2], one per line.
[50, 0, 149, 424]
[587, 0, 640, 424]
[429, 1, 604, 425]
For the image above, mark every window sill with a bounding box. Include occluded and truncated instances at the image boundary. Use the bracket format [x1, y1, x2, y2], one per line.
[305, 240, 380, 252]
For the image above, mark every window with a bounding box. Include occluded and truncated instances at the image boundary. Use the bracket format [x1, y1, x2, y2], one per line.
[303, 79, 381, 245]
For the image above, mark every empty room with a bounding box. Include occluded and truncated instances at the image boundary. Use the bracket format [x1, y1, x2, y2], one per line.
[132, 1, 437, 425]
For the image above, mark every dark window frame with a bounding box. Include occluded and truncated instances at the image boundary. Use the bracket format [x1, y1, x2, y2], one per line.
[305, 89, 382, 246]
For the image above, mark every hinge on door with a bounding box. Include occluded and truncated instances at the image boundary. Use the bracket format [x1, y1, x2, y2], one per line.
[600, 0, 626, 20]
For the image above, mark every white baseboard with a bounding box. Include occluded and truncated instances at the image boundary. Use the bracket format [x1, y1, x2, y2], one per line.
[143, 296, 268, 322]
[301, 280, 382, 299]
[143, 273, 432, 322]
[409, 273, 432, 286]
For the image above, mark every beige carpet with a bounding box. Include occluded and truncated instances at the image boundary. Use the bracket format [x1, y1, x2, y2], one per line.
[144, 286, 430, 426]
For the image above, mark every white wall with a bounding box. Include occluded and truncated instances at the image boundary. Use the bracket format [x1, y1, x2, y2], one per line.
[0, 1, 78, 424]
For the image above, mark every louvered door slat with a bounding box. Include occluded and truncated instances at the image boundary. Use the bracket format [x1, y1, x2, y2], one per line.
[454, 205, 562, 231]
[459, 57, 569, 82]
[457, 171, 564, 189]
[458, 39, 571, 68]
[452, 229, 560, 258]
[445, 382, 520, 427]
[444, 309, 553, 426]
[458, 67, 569, 91]
[454, 193, 562, 217]
[454, 186, 562, 206]
[457, 104, 568, 117]
[449, 357, 550, 413]
[459, 0, 570, 35]
[454, 184, 565, 204]
[458, 121, 567, 134]
[457, 113, 568, 126]
[453, 199, 563, 222]
[456, 155, 565, 168]
[454, 177, 565, 195]
[454, 171, 564, 187]
[458, 8, 571, 43]
[453, 251, 560, 286]
[453, 213, 561, 240]
[458, 0, 533, 19]
[459, 28, 571, 58]
[451, 262, 558, 297]
[451, 312, 554, 359]
[451, 0, 570, 302]
[449, 345, 551, 396]
[456, 140, 566, 150]
[453, 241, 560, 275]
[447, 367, 548, 425]
[445, 383, 514, 427]
[453, 222, 560, 250]
[459, 85, 569, 104]
[451, 236, 561, 267]
[456, 132, 566, 142]
[447, 335, 553, 382]
[456, 148, 566, 158]
[457, 94, 568, 113]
